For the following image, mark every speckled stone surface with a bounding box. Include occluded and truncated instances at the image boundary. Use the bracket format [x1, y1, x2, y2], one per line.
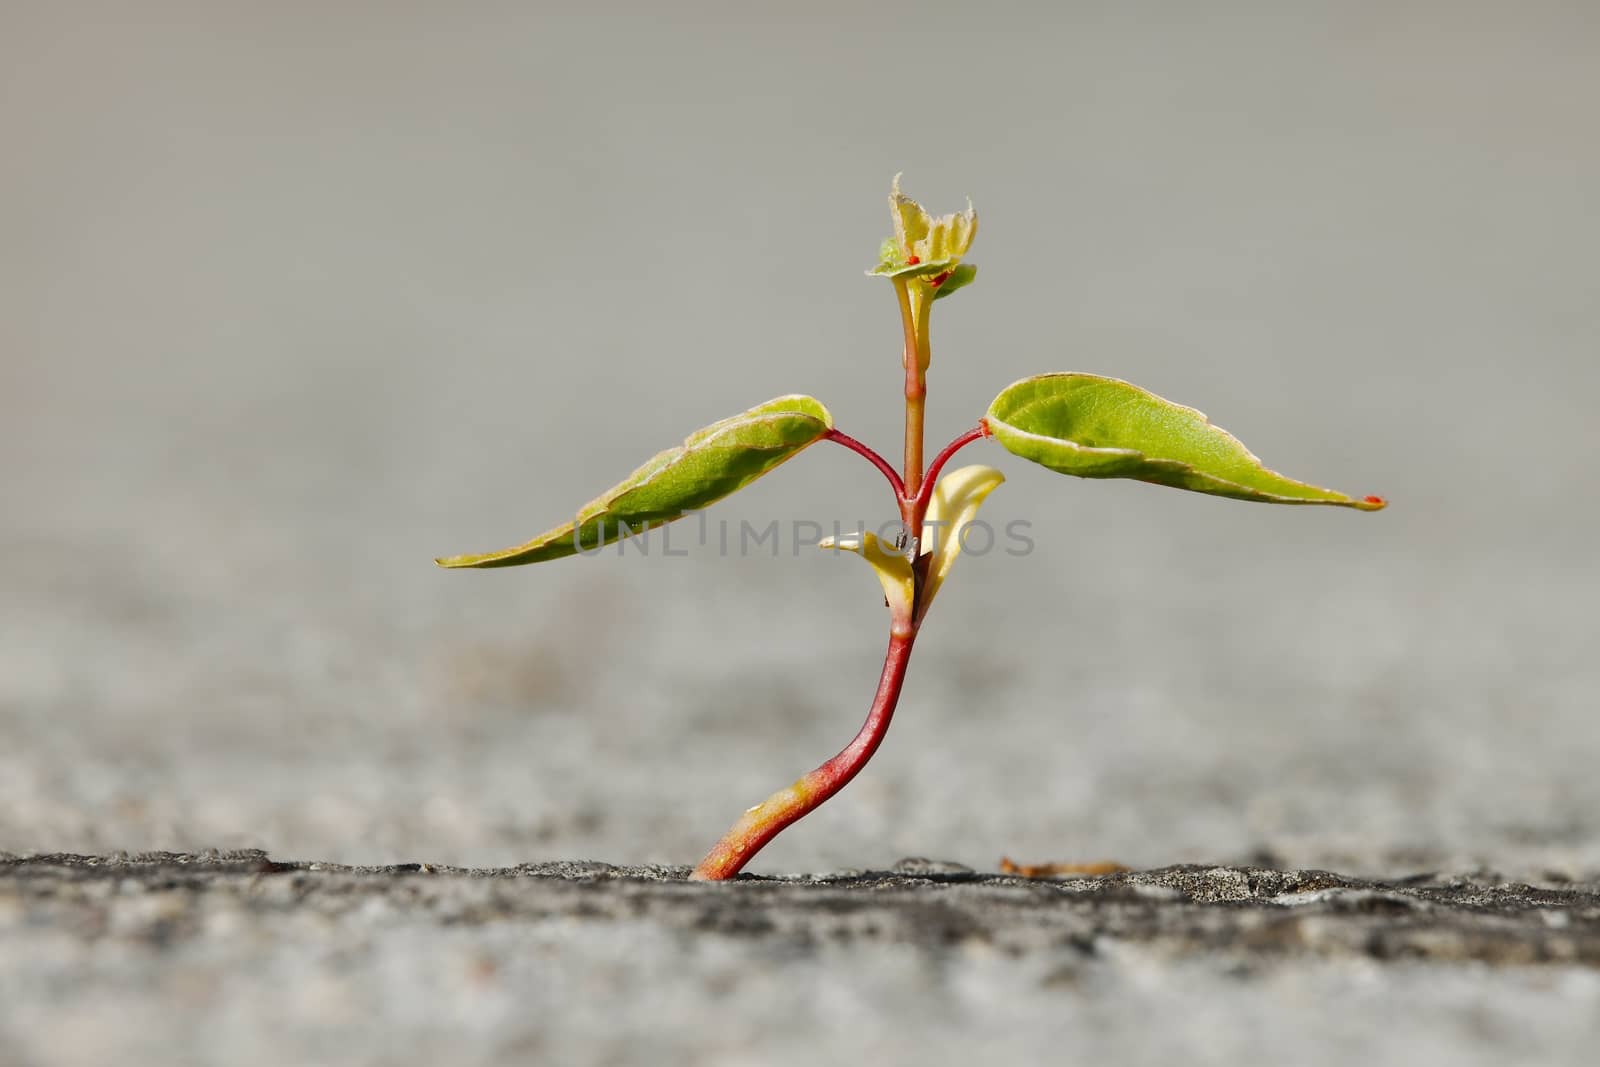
[4, 852, 1600, 1066]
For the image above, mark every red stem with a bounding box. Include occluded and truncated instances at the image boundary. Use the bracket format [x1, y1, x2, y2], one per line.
[689, 627, 917, 880]
[687, 425, 987, 880]
[825, 427, 905, 498]
[915, 424, 989, 511]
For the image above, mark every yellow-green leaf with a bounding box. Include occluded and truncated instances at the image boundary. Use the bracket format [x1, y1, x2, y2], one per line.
[818, 531, 915, 623]
[437, 396, 833, 568]
[919, 465, 1005, 618]
[985, 374, 1385, 509]
[867, 175, 978, 288]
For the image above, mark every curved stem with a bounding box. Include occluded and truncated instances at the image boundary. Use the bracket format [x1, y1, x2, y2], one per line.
[916, 424, 989, 510]
[824, 428, 905, 499]
[690, 626, 917, 880]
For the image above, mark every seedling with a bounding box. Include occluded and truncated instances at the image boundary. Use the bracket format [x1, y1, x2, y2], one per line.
[439, 178, 1385, 880]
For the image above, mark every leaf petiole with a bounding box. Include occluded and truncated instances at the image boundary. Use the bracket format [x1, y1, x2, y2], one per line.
[824, 427, 905, 498]
[917, 424, 990, 513]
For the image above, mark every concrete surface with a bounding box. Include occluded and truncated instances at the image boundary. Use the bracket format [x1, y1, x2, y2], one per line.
[4, 3, 1599, 1065]
[4, 851, 1600, 1066]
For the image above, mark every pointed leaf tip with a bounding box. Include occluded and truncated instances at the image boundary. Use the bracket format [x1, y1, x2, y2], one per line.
[437, 395, 833, 569]
[985, 373, 1382, 509]
[919, 464, 1005, 618]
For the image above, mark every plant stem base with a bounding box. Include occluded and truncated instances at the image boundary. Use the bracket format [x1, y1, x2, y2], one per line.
[691, 629, 916, 880]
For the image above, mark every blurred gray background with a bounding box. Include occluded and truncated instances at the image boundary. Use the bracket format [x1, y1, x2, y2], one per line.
[2, 2, 1599, 1062]
[4, 0, 1597, 876]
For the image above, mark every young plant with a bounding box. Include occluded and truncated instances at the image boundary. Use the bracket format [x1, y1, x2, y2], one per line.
[438, 178, 1386, 881]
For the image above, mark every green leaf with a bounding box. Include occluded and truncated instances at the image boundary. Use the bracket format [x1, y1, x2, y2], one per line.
[984, 374, 1385, 509]
[867, 236, 957, 278]
[437, 395, 834, 568]
[867, 257, 959, 279]
[931, 262, 977, 301]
